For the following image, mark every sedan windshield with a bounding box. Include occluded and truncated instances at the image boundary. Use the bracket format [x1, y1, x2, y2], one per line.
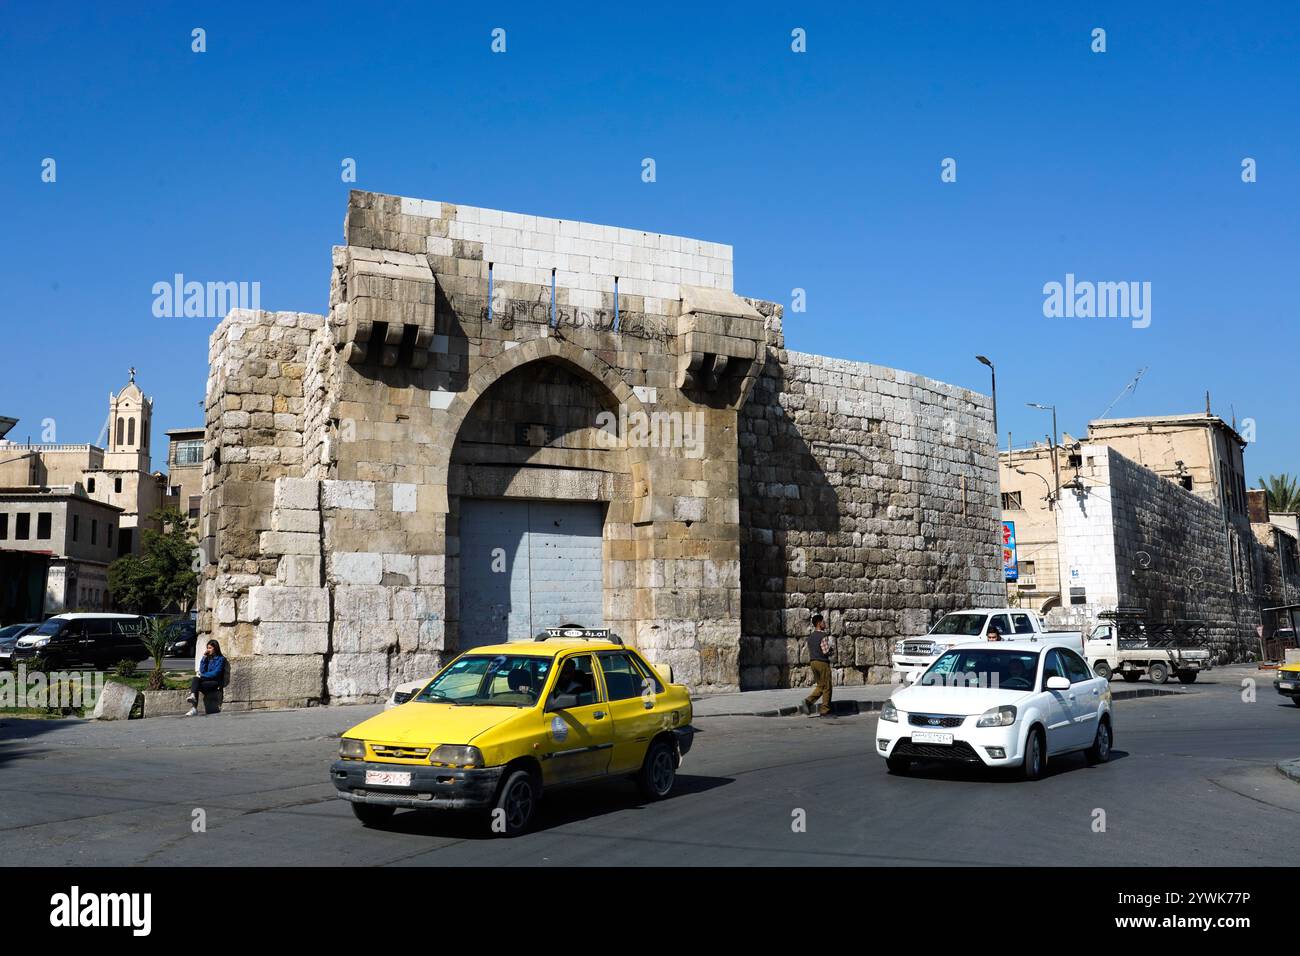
[929, 613, 988, 637]
[414, 654, 553, 707]
[922, 649, 1040, 691]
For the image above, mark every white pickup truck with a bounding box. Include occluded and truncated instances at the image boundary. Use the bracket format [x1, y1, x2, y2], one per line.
[1083, 622, 1212, 684]
[891, 609, 1084, 684]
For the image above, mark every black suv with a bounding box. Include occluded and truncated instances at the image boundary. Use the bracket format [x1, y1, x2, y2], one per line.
[11, 614, 150, 669]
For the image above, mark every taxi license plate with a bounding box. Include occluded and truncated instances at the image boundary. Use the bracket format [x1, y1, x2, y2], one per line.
[364, 770, 411, 787]
[911, 730, 954, 745]
[1281, 681, 1297, 690]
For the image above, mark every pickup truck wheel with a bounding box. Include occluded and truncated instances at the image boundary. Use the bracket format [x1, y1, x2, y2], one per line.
[350, 802, 395, 828]
[1122, 672, 1141, 683]
[1085, 719, 1112, 765]
[1148, 662, 1169, 684]
[1177, 670, 1198, 684]
[492, 769, 539, 837]
[886, 756, 911, 775]
[1092, 661, 1112, 680]
[1020, 728, 1046, 781]
[638, 739, 677, 800]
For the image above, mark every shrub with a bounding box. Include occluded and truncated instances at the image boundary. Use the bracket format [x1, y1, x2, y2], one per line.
[114, 659, 137, 678]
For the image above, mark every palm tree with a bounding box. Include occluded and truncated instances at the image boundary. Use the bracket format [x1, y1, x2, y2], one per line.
[139, 617, 173, 691]
[1258, 474, 1300, 514]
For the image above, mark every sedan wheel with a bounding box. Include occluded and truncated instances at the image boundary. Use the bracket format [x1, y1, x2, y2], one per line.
[493, 770, 539, 837]
[1020, 729, 1045, 781]
[638, 740, 677, 799]
[1086, 720, 1112, 765]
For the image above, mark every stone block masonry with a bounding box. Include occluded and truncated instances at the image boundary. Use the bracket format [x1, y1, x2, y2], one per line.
[197, 190, 1000, 707]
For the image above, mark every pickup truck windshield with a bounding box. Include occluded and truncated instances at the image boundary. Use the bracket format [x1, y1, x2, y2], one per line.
[415, 654, 554, 707]
[923, 649, 1041, 690]
[929, 613, 988, 637]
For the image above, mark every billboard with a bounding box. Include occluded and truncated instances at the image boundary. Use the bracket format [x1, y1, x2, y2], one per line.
[1002, 521, 1018, 582]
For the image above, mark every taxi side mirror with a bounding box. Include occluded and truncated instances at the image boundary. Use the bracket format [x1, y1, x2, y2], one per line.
[546, 693, 579, 712]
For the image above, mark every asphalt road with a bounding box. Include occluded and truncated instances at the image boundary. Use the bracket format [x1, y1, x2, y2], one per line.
[2, 665, 1296, 866]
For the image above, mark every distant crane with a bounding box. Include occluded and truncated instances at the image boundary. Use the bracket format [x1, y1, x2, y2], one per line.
[1097, 367, 1149, 420]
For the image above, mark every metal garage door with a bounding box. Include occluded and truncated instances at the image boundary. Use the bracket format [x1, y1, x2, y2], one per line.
[459, 499, 604, 649]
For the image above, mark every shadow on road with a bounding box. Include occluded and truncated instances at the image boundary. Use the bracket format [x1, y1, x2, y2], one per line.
[896, 749, 1130, 783]
[370, 772, 734, 840]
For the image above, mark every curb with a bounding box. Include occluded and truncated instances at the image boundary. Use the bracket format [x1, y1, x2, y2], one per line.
[697, 684, 1188, 719]
[1277, 759, 1300, 784]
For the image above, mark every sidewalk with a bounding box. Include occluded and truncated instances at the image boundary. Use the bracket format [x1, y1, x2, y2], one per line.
[691, 681, 1192, 718]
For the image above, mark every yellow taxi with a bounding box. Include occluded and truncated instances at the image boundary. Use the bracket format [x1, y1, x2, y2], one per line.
[330, 631, 694, 836]
[1276, 661, 1300, 706]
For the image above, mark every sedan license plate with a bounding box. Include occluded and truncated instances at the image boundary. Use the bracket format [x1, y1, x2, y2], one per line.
[364, 770, 411, 787]
[911, 730, 954, 745]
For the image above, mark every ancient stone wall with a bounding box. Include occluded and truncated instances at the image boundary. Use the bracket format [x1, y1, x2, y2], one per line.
[198, 190, 1002, 706]
[1106, 447, 1257, 660]
[738, 318, 1002, 689]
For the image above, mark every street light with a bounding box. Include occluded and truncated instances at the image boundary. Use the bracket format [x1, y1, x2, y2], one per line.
[1026, 402, 1060, 509]
[1014, 468, 1054, 509]
[976, 355, 996, 437]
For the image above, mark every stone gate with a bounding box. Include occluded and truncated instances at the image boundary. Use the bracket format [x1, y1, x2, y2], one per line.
[197, 190, 1001, 708]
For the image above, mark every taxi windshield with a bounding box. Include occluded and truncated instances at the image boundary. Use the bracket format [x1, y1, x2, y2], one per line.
[414, 654, 553, 707]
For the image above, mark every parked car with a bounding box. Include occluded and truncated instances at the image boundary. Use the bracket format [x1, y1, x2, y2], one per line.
[1084, 620, 1212, 684]
[164, 617, 197, 657]
[876, 637, 1113, 780]
[891, 608, 1084, 684]
[1275, 661, 1300, 706]
[11, 613, 150, 669]
[0, 623, 40, 669]
[332, 634, 695, 836]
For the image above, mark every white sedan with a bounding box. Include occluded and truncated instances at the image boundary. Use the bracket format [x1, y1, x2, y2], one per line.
[875, 638, 1113, 780]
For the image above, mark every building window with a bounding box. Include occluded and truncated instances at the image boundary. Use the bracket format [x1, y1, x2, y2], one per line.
[91, 519, 98, 545]
[0, 513, 7, 539]
[114, 477, 123, 494]
[1180, 475, 1193, 491]
[116, 417, 124, 446]
[188, 495, 201, 519]
[72, 514, 79, 541]
[1001, 491, 1023, 510]
[16, 513, 30, 540]
[36, 512, 51, 540]
[127, 417, 135, 446]
[175, 439, 203, 466]
[107, 524, 114, 548]
[87, 477, 96, 493]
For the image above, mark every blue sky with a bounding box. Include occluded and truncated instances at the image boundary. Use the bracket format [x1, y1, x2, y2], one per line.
[3, 2, 1298, 479]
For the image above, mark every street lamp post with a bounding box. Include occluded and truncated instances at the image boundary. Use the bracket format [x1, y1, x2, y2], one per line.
[1026, 402, 1060, 508]
[976, 355, 997, 440]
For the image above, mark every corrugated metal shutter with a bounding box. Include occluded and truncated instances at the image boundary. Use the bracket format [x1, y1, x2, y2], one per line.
[458, 499, 604, 649]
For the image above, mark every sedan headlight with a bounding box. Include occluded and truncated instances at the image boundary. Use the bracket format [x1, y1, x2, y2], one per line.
[338, 738, 366, 759]
[430, 745, 484, 768]
[976, 705, 1017, 728]
[880, 700, 899, 723]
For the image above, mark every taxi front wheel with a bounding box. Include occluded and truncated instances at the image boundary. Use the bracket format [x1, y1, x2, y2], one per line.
[492, 769, 539, 837]
[638, 739, 677, 800]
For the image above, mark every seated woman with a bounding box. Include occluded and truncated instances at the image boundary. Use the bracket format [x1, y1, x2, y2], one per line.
[186, 640, 228, 717]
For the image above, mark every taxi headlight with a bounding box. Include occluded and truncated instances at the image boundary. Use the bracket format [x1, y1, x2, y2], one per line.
[431, 745, 484, 768]
[339, 738, 366, 759]
[976, 705, 1017, 728]
[880, 700, 899, 723]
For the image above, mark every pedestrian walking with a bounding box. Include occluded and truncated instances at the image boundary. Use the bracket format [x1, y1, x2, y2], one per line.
[801, 613, 835, 718]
